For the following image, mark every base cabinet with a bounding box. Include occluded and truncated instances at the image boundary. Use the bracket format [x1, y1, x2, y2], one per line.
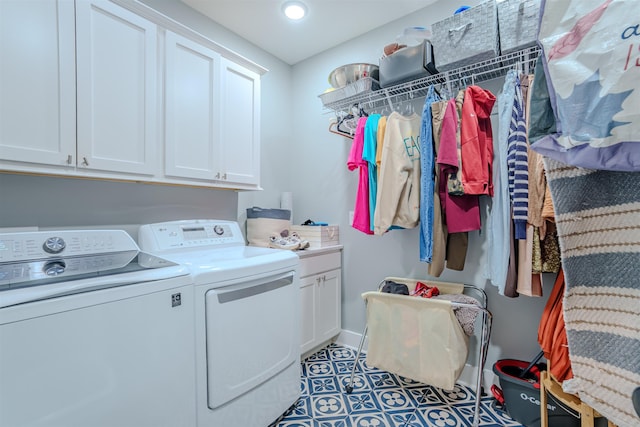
[298, 249, 342, 356]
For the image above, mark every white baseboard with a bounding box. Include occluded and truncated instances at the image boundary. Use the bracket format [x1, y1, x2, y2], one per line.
[336, 329, 498, 395]
[335, 329, 368, 351]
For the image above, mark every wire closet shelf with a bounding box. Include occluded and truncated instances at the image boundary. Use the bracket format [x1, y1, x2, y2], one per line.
[320, 45, 541, 113]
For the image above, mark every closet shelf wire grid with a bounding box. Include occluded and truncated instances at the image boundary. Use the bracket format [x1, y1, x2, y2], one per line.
[320, 45, 541, 113]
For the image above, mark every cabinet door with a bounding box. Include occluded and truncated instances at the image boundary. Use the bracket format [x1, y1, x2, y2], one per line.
[299, 275, 317, 354]
[219, 58, 260, 187]
[0, 0, 75, 167]
[75, 0, 157, 175]
[164, 31, 221, 180]
[316, 268, 341, 343]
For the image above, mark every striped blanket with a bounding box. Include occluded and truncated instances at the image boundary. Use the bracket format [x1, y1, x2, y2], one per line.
[544, 158, 640, 427]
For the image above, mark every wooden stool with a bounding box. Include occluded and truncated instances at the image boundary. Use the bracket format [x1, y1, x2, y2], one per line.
[540, 370, 616, 427]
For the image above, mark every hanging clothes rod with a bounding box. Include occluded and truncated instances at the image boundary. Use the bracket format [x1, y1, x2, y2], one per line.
[321, 45, 541, 113]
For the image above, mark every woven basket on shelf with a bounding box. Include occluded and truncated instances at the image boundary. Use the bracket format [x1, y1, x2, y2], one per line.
[497, 0, 541, 54]
[431, 0, 500, 71]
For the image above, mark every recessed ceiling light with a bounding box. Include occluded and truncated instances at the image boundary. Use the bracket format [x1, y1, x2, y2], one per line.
[282, 1, 307, 20]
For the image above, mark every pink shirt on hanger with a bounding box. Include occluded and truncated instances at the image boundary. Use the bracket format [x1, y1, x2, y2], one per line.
[347, 117, 373, 234]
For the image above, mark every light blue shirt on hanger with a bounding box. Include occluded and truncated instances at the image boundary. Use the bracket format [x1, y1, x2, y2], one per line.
[484, 70, 517, 295]
[363, 113, 381, 232]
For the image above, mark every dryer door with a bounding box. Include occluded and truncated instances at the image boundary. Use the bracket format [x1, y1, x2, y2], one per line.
[205, 271, 299, 409]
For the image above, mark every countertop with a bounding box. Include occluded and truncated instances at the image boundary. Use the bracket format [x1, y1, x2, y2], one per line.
[295, 245, 343, 258]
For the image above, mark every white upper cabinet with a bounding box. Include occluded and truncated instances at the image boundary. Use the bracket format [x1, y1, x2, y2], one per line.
[164, 31, 221, 181]
[75, 0, 157, 175]
[219, 58, 261, 187]
[164, 36, 261, 188]
[0, 0, 76, 168]
[0, 0, 264, 189]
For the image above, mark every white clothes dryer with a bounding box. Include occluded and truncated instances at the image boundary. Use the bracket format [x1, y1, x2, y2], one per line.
[138, 219, 301, 427]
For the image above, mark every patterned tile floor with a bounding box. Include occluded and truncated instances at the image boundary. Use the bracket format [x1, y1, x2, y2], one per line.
[272, 343, 525, 427]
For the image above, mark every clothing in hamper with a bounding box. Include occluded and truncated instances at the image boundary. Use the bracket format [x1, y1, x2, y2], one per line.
[373, 112, 421, 235]
[419, 86, 441, 263]
[460, 85, 496, 196]
[363, 114, 381, 232]
[484, 70, 517, 295]
[507, 76, 528, 240]
[347, 117, 373, 234]
[433, 293, 481, 337]
[437, 98, 480, 233]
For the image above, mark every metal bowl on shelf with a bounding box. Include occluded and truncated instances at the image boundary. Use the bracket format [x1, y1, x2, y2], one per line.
[328, 63, 379, 88]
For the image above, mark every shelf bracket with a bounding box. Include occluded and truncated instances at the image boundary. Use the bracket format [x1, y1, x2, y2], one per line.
[384, 89, 394, 111]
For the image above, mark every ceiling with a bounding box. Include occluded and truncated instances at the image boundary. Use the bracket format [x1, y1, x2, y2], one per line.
[180, 0, 436, 65]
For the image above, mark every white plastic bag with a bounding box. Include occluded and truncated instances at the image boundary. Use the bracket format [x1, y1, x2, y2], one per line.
[532, 0, 640, 171]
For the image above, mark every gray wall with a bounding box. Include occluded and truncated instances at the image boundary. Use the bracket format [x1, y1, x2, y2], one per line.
[0, 173, 237, 233]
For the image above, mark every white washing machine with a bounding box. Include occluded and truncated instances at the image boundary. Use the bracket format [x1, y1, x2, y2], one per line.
[0, 229, 196, 427]
[138, 219, 301, 427]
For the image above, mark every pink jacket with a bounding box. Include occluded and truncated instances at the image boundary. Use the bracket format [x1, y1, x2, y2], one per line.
[460, 86, 496, 196]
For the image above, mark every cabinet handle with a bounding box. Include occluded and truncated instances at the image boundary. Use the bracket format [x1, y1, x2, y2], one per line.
[66, 155, 73, 165]
[316, 277, 321, 285]
[215, 172, 220, 179]
[222, 173, 227, 180]
[81, 157, 89, 166]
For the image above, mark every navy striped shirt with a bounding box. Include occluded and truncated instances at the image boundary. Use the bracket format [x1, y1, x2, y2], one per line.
[507, 77, 528, 240]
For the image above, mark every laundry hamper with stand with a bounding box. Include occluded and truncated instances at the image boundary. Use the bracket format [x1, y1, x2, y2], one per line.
[345, 277, 492, 427]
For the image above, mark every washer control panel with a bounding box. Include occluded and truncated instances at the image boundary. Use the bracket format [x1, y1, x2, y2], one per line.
[0, 251, 138, 286]
[138, 220, 246, 252]
[0, 230, 138, 263]
[0, 230, 140, 286]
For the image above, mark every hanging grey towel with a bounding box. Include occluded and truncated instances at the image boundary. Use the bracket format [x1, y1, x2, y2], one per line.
[543, 157, 640, 427]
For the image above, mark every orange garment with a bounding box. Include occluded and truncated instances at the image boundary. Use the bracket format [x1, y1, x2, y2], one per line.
[460, 85, 496, 196]
[375, 116, 387, 178]
[537, 268, 573, 382]
[541, 184, 555, 221]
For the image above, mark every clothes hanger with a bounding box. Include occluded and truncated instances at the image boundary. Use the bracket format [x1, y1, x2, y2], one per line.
[328, 120, 354, 139]
[430, 84, 442, 99]
[399, 91, 415, 116]
[338, 110, 359, 134]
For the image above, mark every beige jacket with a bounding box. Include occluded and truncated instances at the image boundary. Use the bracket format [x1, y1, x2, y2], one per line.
[374, 112, 421, 235]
